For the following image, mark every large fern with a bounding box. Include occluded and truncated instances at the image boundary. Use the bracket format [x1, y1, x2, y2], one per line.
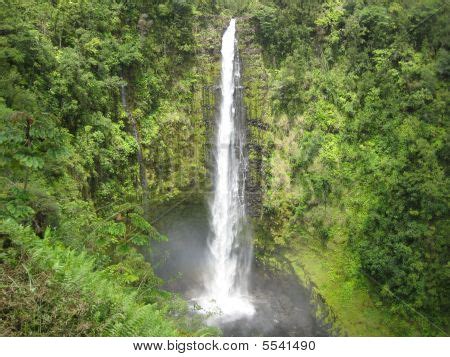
[0, 219, 198, 336]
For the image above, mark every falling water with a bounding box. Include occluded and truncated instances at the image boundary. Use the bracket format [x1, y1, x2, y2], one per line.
[197, 18, 255, 321]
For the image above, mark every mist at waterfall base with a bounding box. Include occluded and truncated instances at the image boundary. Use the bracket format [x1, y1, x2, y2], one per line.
[151, 202, 327, 336]
[149, 19, 327, 336]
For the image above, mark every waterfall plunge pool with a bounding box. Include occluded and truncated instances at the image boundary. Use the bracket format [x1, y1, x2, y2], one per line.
[149, 201, 328, 337]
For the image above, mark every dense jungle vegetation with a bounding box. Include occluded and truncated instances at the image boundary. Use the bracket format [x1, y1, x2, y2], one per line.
[0, 0, 448, 336]
[246, 0, 449, 335]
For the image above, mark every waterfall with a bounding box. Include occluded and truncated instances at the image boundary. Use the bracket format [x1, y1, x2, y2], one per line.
[198, 18, 255, 321]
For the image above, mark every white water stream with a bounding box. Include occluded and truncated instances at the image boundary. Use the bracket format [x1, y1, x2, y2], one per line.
[197, 18, 255, 322]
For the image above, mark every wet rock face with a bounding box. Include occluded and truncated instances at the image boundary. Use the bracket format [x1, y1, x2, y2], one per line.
[235, 18, 272, 218]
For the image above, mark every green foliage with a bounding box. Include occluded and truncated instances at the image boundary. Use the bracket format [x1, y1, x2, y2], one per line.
[251, 0, 450, 334]
[0, 219, 216, 336]
[0, 0, 219, 336]
[3, 0, 447, 338]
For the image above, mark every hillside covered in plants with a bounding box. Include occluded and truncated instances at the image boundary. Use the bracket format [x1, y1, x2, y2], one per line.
[0, 0, 448, 336]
